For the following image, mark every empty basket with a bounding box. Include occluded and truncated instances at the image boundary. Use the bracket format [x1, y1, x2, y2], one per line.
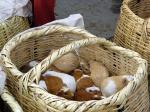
[114, 0, 150, 72]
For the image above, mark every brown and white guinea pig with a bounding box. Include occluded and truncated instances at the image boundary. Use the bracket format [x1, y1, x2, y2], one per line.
[100, 75, 134, 97]
[89, 60, 109, 88]
[74, 73, 102, 101]
[39, 71, 76, 99]
[74, 86, 102, 101]
[20, 60, 39, 73]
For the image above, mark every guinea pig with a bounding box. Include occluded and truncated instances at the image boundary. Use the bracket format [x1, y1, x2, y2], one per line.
[53, 53, 80, 73]
[57, 86, 74, 100]
[76, 75, 94, 90]
[74, 86, 102, 101]
[100, 75, 134, 97]
[39, 75, 74, 100]
[42, 71, 76, 93]
[89, 61, 109, 88]
[74, 75, 102, 101]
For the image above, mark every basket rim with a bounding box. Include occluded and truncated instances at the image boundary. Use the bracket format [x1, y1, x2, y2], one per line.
[0, 25, 148, 111]
[1, 87, 23, 112]
[122, 0, 145, 22]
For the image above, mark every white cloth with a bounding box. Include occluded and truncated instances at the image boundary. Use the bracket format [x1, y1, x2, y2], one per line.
[44, 14, 85, 29]
[0, 0, 32, 22]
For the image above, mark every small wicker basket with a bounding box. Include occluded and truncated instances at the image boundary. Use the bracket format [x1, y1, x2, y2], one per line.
[0, 25, 149, 112]
[0, 16, 29, 112]
[114, 0, 150, 73]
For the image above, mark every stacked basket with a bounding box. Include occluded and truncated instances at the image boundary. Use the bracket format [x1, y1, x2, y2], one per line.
[0, 25, 149, 112]
[0, 16, 29, 112]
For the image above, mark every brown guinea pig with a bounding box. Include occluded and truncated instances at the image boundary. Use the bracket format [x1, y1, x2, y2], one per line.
[43, 75, 64, 95]
[76, 75, 94, 90]
[57, 86, 74, 100]
[39, 75, 74, 100]
[74, 86, 102, 101]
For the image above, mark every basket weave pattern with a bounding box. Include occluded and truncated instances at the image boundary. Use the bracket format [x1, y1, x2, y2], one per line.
[0, 25, 149, 112]
[114, 0, 150, 72]
[0, 16, 29, 112]
[0, 16, 29, 50]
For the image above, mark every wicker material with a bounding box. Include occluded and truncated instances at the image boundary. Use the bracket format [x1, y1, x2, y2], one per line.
[114, 0, 150, 73]
[0, 16, 29, 50]
[0, 25, 149, 112]
[0, 16, 29, 112]
[1, 88, 23, 112]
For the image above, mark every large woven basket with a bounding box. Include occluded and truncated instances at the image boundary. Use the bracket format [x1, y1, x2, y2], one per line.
[0, 16, 29, 111]
[114, 0, 150, 73]
[0, 88, 23, 112]
[0, 25, 149, 112]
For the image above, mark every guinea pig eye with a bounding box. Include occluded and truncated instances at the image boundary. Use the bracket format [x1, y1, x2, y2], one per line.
[89, 90, 93, 92]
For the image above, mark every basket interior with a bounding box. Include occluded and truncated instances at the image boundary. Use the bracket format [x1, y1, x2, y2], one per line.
[128, 0, 150, 19]
[10, 32, 138, 76]
[5, 31, 144, 111]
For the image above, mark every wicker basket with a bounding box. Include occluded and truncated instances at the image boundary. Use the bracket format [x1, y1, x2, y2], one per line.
[0, 88, 23, 112]
[0, 16, 29, 111]
[0, 25, 149, 112]
[114, 0, 150, 72]
[0, 16, 29, 50]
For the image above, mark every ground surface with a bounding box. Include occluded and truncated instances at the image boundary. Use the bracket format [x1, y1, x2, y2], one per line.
[55, 0, 122, 39]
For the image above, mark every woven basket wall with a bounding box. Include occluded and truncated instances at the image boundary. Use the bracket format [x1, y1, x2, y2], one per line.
[0, 16, 29, 50]
[0, 16, 29, 112]
[0, 25, 149, 112]
[114, 0, 150, 73]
